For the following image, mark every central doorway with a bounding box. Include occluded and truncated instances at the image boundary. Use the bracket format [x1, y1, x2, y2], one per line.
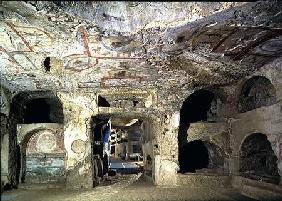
[90, 115, 144, 186]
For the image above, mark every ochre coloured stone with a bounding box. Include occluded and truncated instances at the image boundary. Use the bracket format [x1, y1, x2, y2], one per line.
[71, 139, 86, 154]
[36, 131, 57, 153]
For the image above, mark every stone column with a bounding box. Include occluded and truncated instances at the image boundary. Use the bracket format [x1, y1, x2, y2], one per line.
[154, 112, 180, 186]
[57, 91, 97, 188]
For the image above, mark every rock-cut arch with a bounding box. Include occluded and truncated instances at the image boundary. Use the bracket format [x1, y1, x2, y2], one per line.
[238, 76, 276, 113]
[239, 133, 280, 184]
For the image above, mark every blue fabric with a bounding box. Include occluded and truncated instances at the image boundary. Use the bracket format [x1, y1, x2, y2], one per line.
[102, 124, 111, 143]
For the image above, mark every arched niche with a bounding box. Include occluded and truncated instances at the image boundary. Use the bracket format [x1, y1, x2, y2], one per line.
[8, 91, 64, 187]
[20, 128, 66, 184]
[179, 140, 224, 173]
[178, 89, 224, 173]
[178, 89, 216, 144]
[239, 133, 280, 184]
[180, 89, 216, 125]
[10, 91, 64, 124]
[238, 76, 276, 113]
[179, 140, 209, 173]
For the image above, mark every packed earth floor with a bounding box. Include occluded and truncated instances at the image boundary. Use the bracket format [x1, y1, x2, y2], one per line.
[2, 174, 280, 201]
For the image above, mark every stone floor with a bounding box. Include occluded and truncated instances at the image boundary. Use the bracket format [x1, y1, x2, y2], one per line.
[0, 174, 274, 201]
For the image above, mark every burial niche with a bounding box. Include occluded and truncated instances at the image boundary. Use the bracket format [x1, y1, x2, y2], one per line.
[238, 76, 276, 113]
[239, 133, 280, 184]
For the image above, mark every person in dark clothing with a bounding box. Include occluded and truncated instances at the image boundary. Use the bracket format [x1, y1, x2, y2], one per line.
[102, 122, 111, 174]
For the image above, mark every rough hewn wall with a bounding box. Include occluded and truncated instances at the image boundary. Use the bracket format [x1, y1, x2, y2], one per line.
[1, 113, 9, 190]
[57, 91, 95, 188]
[1, 88, 11, 190]
[229, 59, 282, 185]
[154, 112, 179, 185]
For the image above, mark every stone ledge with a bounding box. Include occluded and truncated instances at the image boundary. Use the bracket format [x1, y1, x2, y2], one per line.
[187, 122, 228, 141]
[232, 101, 282, 123]
[231, 176, 282, 200]
[177, 173, 232, 188]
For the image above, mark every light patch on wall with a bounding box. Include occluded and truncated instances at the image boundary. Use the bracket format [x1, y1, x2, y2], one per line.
[125, 119, 139, 126]
[71, 139, 86, 154]
[64, 125, 88, 168]
[78, 162, 91, 175]
[171, 112, 180, 128]
[144, 93, 153, 108]
[36, 131, 57, 153]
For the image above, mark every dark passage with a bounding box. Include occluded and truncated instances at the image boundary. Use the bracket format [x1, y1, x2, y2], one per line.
[90, 116, 111, 186]
[178, 89, 215, 173]
[24, 99, 51, 123]
[43, 57, 51, 72]
[23, 98, 64, 123]
[180, 90, 215, 124]
[179, 140, 209, 173]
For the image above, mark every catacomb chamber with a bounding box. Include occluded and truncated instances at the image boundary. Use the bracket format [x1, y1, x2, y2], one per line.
[1, 2, 282, 200]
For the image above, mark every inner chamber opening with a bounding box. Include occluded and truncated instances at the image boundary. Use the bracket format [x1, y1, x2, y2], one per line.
[240, 133, 280, 185]
[23, 98, 64, 124]
[90, 116, 144, 186]
[178, 89, 216, 173]
[179, 140, 209, 173]
[98, 95, 110, 107]
[22, 129, 66, 184]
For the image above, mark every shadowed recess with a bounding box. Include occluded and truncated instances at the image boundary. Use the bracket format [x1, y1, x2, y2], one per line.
[240, 133, 280, 185]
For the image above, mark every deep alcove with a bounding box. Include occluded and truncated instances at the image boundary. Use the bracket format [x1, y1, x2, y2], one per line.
[178, 90, 215, 173]
[240, 133, 280, 184]
[239, 76, 276, 113]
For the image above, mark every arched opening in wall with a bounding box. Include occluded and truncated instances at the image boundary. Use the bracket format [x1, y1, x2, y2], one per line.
[90, 115, 146, 187]
[23, 98, 64, 124]
[179, 140, 209, 173]
[239, 133, 280, 185]
[180, 90, 215, 124]
[21, 129, 66, 184]
[178, 89, 220, 173]
[238, 76, 276, 113]
[8, 91, 64, 188]
[179, 140, 224, 173]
